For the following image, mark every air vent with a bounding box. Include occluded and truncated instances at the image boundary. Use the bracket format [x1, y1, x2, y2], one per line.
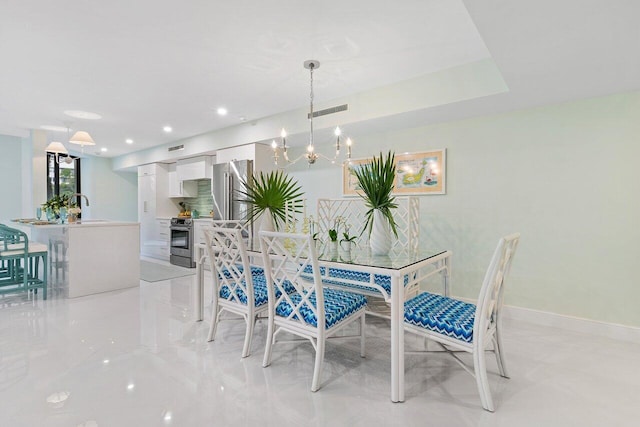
[168, 144, 184, 152]
[307, 104, 348, 119]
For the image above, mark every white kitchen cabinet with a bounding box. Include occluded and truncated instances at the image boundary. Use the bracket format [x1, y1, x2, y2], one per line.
[145, 218, 170, 260]
[176, 156, 213, 181]
[138, 164, 175, 259]
[168, 170, 197, 198]
[193, 219, 213, 270]
[215, 143, 275, 175]
[138, 163, 157, 177]
[193, 219, 212, 246]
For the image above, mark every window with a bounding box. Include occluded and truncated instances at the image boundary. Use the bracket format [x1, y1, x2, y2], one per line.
[47, 153, 81, 201]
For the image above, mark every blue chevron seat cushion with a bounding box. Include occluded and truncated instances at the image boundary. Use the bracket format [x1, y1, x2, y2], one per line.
[219, 265, 264, 280]
[301, 265, 409, 294]
[275, 288, 366, 329]
[219, 274, 269, 307]
[218, 265, 294, 307]
[404, 292, 477, 343]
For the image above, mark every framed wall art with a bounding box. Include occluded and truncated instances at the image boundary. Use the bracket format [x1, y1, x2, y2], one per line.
[342, 149, 446, 195]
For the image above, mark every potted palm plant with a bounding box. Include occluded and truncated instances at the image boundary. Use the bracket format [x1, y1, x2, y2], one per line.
[352, 151, 398, 255]
[237, 170, 304, 231]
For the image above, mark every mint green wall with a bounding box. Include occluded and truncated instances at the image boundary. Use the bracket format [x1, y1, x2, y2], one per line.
[0, 135, 24, 219]
[81, 156, 138, 221]
[290, 91, 640, 327]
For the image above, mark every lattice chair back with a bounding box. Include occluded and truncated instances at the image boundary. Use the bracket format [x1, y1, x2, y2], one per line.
[316, 197, 419, 251]
[204, 227, 256, 308]
[259, 231, 327, 332]
[473, 233, 520, 349]
[211, 219, 253, 248]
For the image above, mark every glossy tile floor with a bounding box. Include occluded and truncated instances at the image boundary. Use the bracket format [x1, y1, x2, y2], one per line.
[1, 266, 639, 427]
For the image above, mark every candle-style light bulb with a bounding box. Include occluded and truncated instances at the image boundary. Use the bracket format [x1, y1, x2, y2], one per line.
[271, 140, 277, 150]
[280, 128, 287, 152]
[307, 144, 314, 153]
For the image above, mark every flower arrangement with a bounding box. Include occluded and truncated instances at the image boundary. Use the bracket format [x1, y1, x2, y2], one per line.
[68, 207, 81, 215]
[328, 216, 345, 242]
[41, 194, 76, 214]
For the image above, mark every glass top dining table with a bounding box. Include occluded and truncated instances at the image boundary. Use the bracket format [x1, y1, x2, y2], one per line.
[194, 242, 452, 403]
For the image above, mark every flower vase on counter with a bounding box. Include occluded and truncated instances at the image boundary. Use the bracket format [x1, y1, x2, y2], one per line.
[68, 207, 81, 223]
[58, 207, 68, 224]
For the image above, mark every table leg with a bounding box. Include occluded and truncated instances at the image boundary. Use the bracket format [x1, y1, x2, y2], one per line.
[390, 273, 405, 402]
[195, 246, 204, 321]
[443, 254, 451, 297]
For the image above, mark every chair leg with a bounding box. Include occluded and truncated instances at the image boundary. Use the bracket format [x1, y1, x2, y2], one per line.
[41, 255, 47, 300]
[360, 313, 366, 358]
[207, 303, 220, 342]
[493, 329, 509, 378]
[241, 313, 255, 358]
[311, 337, 325, 392]
[262, 317, 275, 368]
[473, 345, 495, 412]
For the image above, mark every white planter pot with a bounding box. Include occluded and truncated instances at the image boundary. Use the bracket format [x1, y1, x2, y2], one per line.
[329, 241, 339, 258]
[260, 208, 275, 232]
[370, 209, 392, 255]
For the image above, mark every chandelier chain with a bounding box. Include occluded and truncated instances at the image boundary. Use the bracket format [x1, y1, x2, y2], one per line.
[309, 62, 315, 148]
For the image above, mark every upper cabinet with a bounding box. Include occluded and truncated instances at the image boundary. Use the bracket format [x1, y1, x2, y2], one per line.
[215, 143, 275, 174]
[168, 168, 197, 198]
[138, 163, 158, 177]
[176, 156, 213, 181]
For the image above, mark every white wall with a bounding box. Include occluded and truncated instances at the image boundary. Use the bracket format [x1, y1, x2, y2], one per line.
[0, 135, 24, 219]
[288, 90, 640, 327]
[81, 156, 138, 221]
[1, 136, 137, 222]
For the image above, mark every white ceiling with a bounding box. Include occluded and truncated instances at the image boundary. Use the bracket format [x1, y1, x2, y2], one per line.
[1, 0, 638, 158]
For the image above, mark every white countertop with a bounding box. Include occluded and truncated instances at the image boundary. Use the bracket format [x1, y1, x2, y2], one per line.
[10, 219, 139, 228]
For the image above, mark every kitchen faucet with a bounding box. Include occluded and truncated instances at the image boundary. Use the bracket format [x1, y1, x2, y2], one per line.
[69, 193, 90, 208]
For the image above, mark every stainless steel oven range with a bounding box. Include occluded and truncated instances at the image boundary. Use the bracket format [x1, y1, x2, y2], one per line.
[170, 217, 195, 268]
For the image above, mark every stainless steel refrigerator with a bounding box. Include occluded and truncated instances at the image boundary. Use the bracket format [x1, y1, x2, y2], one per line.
[211, 159, 253, 221]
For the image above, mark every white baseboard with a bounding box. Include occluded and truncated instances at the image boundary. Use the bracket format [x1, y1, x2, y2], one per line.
[501, 304, 640, 344]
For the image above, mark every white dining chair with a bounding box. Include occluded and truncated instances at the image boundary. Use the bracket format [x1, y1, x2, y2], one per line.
[203, 227, 269, 358]
[404, 233, 520, 411]
[259, 231, 367, 392]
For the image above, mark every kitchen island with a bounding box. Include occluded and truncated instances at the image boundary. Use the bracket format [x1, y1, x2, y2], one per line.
[12, 220, 140, 298]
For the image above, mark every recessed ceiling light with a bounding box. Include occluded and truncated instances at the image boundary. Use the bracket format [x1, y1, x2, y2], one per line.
[217, 107, 228, 116]
[101, 147, 108, 152]
[41, 125, 69, 132]
[125, 139, 133, 144]
[64, 110, 102, 120]
[163, 126, 172, 133]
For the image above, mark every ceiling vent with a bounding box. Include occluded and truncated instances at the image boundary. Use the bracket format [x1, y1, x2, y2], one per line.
[168, 144, 184, 152]
[307, 104, 348, 119]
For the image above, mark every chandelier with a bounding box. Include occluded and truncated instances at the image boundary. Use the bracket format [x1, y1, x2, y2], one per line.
[271, 60, 352, 166]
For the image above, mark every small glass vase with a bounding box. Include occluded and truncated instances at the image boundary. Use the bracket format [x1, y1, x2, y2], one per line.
[58, 207, 68, 224]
